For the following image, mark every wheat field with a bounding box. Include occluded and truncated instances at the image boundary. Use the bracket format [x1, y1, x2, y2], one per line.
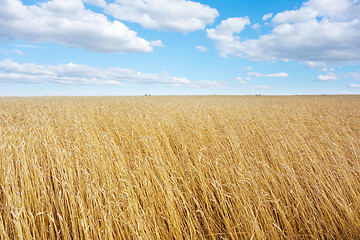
[0, 95, 359, 239]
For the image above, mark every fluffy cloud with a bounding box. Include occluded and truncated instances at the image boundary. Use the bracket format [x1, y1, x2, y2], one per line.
[0, 59, 225, 88]
[0, 0, 152, 53]
[262, 13, 273, 21]
[317, 72, 338, 81]
[247, 72, 289, 77]
[106, 0, 219, 33]
[206, 17, 250, 57]
[207, 17, 250, 41]
[208, 0, 360, 62]
[251, 23, 261, 30]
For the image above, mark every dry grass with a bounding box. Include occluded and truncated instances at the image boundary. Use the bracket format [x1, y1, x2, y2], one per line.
[0, 95, 359, 239]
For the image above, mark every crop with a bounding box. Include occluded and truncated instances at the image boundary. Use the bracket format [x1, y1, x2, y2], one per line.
[0, 95, 359, 239]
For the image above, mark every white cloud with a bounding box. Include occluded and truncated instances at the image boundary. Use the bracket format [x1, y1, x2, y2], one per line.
[247, 72, 289, 77]
[305, 61, 325, 68]
[196, 46, 208, 52]
[0, 49, 26, 55]
[266, 72, 289, 77]
[349, 84, 360, 88]
[251, 23, 261, 30]
[207, 17, 250, 41]
[206, 17, 250, 57]
[0, 0, 152, 53]
[247, 72, 262, 77]
[0, 59, 225, 88]
[236, 77, 248, 84]
[272, 7, 318, 23]
[262, 13, 273, 21]
[208, 0, 360, 62]
[303, 61, 336, 71]
[320, 66, 335, 72]
[106, 0, 219, 33]
[317, 72, 338, 81]
[150, 40, 165, 47]
[12, 49, 25, 55]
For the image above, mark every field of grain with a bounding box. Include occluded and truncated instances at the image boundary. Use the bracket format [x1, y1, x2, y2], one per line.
[0, 95, 359, 239]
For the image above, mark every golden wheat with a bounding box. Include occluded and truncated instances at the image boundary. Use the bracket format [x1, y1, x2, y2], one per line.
[0, 95, 359, 239]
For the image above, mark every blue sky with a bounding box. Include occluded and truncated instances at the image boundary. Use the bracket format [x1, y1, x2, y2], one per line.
[0, 0, 360, 96]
